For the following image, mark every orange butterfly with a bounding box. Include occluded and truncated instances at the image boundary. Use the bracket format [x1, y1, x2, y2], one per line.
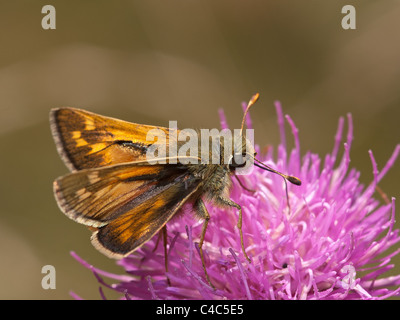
[50, 94, 300, 287]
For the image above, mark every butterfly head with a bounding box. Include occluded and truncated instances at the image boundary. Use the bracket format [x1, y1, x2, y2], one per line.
[229, 93, 301, 186]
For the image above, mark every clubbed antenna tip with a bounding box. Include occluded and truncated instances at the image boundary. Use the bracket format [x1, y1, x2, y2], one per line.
[287, 175, 302, 186]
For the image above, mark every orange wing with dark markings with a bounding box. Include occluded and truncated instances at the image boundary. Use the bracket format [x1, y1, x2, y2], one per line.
[92, 179, 200, 258]
[53, 161, 201, 258]
[50, 107, 177, 171]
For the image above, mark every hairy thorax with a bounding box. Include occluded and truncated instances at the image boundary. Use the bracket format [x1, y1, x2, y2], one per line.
[188, 163, 232, 201]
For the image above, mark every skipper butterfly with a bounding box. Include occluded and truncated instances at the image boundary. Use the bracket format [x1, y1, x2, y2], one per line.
[50, 94, 301, 287]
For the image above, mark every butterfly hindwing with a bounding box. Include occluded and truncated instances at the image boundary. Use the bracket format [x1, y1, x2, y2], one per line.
[91, 178, 200, 258]
[54, 161, 201, 258]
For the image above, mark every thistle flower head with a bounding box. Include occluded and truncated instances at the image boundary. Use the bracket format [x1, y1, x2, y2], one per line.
[72, 101, 400, 300]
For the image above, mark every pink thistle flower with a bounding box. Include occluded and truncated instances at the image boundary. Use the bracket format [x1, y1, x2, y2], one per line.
[72, 101, 400, 300]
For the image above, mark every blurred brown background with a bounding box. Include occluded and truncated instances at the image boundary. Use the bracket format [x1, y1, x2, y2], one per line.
[0, 1, 399, 299]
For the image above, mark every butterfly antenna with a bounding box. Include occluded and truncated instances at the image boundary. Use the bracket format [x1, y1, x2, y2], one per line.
[253, 158, 301, 186]
[240, 93, 260, 136]
[253, 157, 301, 213]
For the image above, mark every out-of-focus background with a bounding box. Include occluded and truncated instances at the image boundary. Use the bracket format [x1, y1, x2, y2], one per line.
[0, 1, 399, 299]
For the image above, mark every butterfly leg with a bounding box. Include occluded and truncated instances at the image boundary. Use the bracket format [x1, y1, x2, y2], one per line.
[217, 196, 251, 263]
[233, 174, 256, 193]
[142, 226, 171, 285]
[194, 198, 215, 289]
[161, 225, 172, 286]
[151, 230, 162, 253]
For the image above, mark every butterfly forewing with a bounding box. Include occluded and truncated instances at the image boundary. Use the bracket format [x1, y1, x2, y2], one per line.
[50, 107, 177, 171]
